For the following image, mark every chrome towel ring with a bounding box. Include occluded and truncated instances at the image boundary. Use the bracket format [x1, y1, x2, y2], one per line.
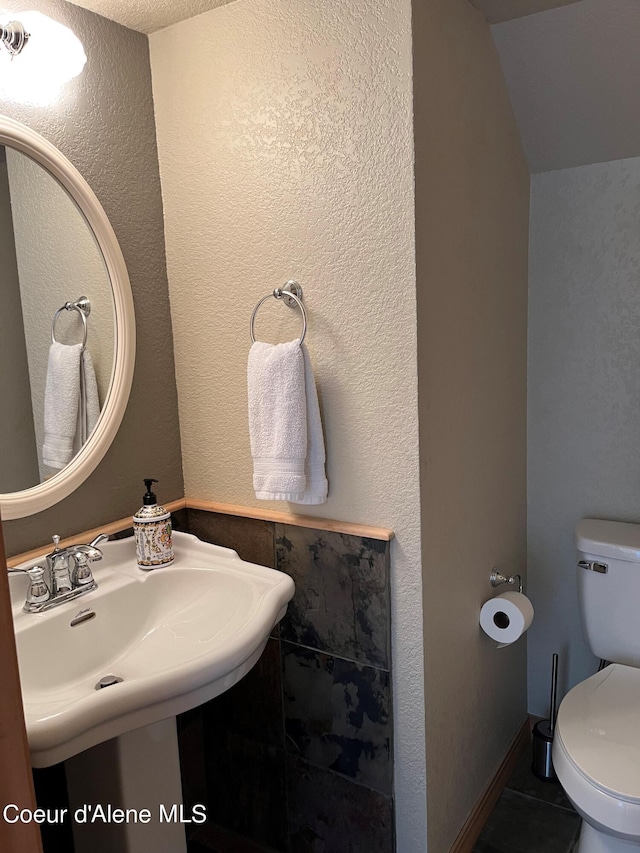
[250, 281, 307, 346]
[51, 295, 91, 350]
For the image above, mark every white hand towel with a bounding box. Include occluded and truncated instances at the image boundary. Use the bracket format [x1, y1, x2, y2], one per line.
[293, 344, 328, 505]
[42, 342, 82, 469]
[75, 349, 101, 451]
[248, 339, 328, 504]
[248, 339, 308, 501]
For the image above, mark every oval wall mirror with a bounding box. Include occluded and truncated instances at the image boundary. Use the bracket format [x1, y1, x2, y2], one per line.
[0, 115, 135, 520]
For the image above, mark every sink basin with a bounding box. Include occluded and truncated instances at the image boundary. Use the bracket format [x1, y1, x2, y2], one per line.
[10, 531, 294, 768]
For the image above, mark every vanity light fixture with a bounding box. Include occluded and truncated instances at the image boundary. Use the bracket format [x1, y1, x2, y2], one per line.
[0, 12, 86, 105]
[0, 20, 28, 56]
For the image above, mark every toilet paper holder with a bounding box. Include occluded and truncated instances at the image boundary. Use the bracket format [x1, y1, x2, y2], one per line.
[490, 569, 523, 594]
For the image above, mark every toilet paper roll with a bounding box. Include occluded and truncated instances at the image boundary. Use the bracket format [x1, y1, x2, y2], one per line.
[480, 591, 534, 647]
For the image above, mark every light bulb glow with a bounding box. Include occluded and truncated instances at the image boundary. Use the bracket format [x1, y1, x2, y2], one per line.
[0, 12, 86, 105]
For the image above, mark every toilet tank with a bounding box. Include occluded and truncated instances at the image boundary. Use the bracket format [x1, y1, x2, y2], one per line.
[576, 519, 640, 666]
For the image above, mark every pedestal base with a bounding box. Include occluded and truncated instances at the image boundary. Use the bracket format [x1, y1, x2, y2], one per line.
[65, 717, 187, 853]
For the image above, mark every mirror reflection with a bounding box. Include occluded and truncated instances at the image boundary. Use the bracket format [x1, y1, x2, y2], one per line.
[0, 143, 114, 494]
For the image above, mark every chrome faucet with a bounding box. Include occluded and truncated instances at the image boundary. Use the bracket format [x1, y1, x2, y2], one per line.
[8, 533, 109, 613]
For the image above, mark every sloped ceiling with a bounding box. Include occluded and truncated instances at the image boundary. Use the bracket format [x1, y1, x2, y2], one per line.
[491, 0, 640, 172]
[67, 0, 234, 34]
[470, 0, 582, 23]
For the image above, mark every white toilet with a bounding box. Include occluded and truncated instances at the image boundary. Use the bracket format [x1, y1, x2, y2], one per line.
[552, 519, 640, 853]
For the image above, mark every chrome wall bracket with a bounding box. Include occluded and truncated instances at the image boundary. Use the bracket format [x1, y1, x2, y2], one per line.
[69, 295, 91, 317]
[0, 22, 28, 57]
[490, 569, 523, 594]
[279, 280, 303, 308]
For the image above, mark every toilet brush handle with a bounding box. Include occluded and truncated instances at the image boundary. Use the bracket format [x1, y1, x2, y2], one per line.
[549, 653, 559, 735]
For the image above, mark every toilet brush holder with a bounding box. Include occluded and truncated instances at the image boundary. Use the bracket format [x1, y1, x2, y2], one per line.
[532, 653, 559, 782]
[532, 719, 556, 782]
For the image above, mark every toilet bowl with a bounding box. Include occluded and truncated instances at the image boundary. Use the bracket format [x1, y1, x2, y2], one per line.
[553, 664, 640, 852]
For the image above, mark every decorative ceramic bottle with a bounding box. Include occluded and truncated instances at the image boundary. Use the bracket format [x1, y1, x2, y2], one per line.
[133, 478, 174, 570]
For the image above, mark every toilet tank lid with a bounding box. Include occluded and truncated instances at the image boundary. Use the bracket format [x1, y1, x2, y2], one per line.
[576, 519, 640, 562]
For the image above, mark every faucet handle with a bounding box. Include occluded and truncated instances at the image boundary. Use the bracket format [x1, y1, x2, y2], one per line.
[69, 535, 107, 588]
[72, 544, 104, 562]
[22, 565, 51, 611]
[52, 534, 61, 551]
[72, 552, 95, 587]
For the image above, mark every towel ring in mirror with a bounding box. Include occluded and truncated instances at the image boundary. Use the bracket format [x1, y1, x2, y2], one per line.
[51, 297, 90, 350]
[0, 115, 135, 520]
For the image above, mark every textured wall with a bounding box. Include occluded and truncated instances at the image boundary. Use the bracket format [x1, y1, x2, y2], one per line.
[0, 160, 39, 493]
[149, 1, 425, 849]
[0, 0, 183, 555]
[528, 157, 640, 713]
[413, 0, 530, 850]
[7, 148, 114, 480]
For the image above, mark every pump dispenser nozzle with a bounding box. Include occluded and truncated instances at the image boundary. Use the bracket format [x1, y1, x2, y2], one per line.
[143, 478, 158, 506]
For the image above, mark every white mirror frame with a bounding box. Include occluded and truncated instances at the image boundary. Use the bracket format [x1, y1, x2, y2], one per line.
[0, 115, 135, 520]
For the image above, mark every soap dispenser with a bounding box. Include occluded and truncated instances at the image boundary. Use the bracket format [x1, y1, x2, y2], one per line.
[133, 478, 174, 570]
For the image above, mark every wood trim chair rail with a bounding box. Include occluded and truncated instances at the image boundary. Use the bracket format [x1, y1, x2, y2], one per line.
[8, 498, 393, 567]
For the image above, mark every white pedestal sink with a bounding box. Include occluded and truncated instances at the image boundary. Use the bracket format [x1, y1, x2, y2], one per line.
[10, 531, 295, 851]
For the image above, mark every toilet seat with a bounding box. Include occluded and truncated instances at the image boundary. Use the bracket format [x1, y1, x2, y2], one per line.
[553, 664, 640, 842]
[556, 664, 640, 803]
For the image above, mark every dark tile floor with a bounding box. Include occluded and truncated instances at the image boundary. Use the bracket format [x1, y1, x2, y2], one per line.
[473, 744, 582, 853]
[188, 824, 281, 853]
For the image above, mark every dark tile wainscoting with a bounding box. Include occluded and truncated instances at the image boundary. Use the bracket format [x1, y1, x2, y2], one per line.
[175, 509, 394, 853]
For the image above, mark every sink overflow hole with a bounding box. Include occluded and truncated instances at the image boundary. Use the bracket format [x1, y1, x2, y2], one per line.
[95, 675, 123, 690]
[70, 609, 96, 627]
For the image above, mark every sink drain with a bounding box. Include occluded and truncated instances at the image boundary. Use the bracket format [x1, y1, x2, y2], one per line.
[95, 675, 123, 690]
